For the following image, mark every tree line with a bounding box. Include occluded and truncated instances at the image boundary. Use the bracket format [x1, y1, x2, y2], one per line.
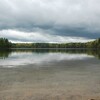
[0, 38, 100, 49]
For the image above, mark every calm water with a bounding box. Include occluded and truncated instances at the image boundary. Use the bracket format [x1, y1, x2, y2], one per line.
[0, 49, 100, 100]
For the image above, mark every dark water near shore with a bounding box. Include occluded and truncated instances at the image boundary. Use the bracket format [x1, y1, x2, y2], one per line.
[0, 49, 100, 100]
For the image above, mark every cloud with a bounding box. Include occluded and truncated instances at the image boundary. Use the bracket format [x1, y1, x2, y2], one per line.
[0, 29, 94, 43]
[0, 0, 100, 42]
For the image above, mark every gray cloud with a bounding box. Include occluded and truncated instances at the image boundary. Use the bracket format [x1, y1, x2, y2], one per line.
[0, 0, 100, 42]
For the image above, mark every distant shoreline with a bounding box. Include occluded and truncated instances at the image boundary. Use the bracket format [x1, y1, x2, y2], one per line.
[0, 38, 100, 49]
[0, 48, 99, 50]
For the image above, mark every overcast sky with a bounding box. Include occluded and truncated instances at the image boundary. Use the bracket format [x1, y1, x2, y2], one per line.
[0, 0, 100, 43]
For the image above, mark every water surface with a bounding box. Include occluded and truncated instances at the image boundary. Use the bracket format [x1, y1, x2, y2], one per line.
[0, 49, 100, 100]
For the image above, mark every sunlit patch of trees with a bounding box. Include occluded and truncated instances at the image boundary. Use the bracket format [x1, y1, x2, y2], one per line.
[11, 43, 86, 48]
[86, 38, 100, 48]
[12, 38, 100, 49]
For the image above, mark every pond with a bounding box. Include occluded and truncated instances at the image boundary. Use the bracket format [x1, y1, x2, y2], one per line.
[0, 49, 100, 100]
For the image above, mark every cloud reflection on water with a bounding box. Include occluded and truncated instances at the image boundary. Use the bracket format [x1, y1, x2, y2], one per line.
[0, 52, 94, 68]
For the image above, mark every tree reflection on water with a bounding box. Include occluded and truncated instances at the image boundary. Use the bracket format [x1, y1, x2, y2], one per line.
[0, 49, 100, 60]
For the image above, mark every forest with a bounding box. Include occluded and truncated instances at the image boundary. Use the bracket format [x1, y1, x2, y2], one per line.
[0, 38, 12, 48]
[0, 38, 100, 49]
